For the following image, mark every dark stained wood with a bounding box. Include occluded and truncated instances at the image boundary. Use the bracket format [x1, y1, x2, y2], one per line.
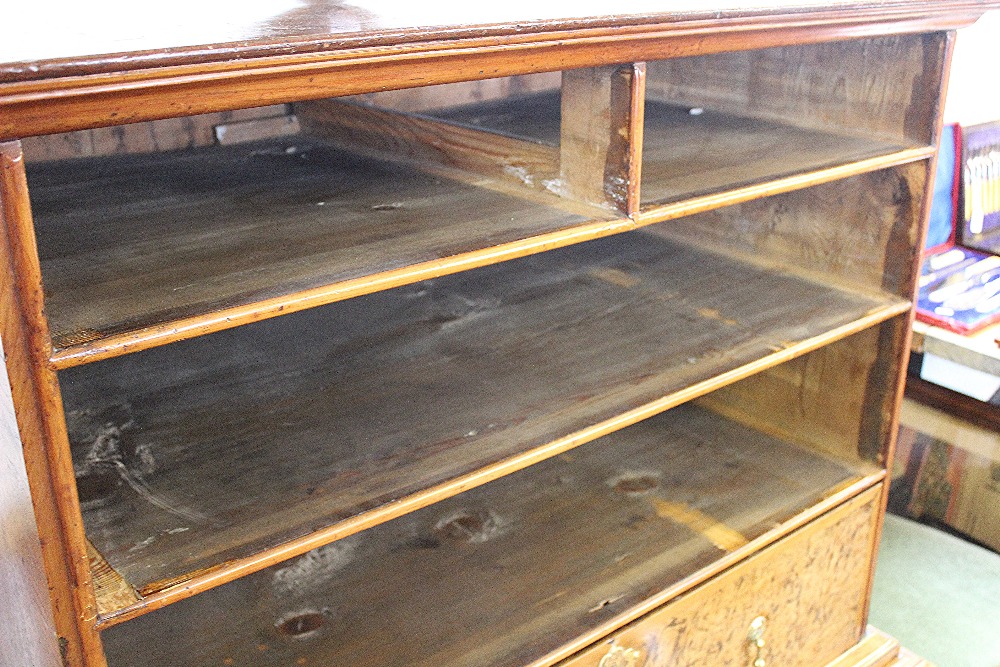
[904, 377, 1000, 432]
[294, 99, 562, 198]
[422, 90, 562, 141]
[60, 230, 906, 613]
[649, 163, 930, 300]
[697, 320, 891, 466]
[0, 141, 107, 665]
[0, 5, 989, 140]
[97, 403, 873, 667]
[639, 100, 911, 207]
[644, 32, 949, 147]
[559, 64, 641, 212]
[27, 136, 595, 365]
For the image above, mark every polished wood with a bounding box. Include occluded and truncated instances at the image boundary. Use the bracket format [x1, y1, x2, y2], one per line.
[0, 6, 988, 140]
[64, 230, 904, 621]
[561, 487, 881, 667]
[0, 142, 106, 665]
[97, 403, 876, 667]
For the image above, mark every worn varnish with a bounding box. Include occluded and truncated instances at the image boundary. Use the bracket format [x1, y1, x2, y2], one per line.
[59, 230, 903, 603]
[27, 137, 591, 361]
[562, 487, 881, 667]
[649, 163, 929, 299]
[97, 403, 871, 667]
[640, 101, 909, 207]
[644, 33, 949, 146]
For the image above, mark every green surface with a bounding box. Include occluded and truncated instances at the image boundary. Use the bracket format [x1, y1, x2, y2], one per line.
[870, 513, 1000, 667]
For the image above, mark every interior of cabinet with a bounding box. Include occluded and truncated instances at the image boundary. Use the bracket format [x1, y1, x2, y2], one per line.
[23, 33, 943, 370]
[95, 327, 889, 667]
[3, 25, 948, 666]
[639, 32, 947, 209]
[61, 221, 906, 612]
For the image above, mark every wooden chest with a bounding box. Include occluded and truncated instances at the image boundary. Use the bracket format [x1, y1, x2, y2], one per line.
[0, 3, 994, 665]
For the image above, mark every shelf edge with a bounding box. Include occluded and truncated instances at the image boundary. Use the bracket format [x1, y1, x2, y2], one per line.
[50, 146, 931, 370]
[91, 300, 907, 630]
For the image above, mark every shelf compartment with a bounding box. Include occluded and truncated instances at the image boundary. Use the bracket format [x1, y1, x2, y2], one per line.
[58, 228, 908, 622]
[98, 402, 882, 667]
[638, 100, 915, 208]
[27, 136, 605, 367]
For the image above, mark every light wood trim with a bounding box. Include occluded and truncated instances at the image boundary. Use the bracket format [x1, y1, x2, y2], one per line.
[824, 627, 901, 667]
[0, 141, 106, 665]
[295, 99, 560, 194]
[87, 541, 139, 617]
[636, 145, 935, 224]
[542, 481, 885, 667]
[49, 145, 929, 370]
[559, 64, 641, 213]
[92, 302, 902, 628]
[0, 11, 986, 140]
[626, 63, 645, 215]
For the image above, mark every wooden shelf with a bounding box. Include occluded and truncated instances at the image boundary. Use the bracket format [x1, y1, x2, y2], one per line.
[29, 94, 928, 369]
[28, 136, 598, 367]
[59, 229, 907, 621]
[639, 99, 913, 207]
[97, 402, 878, 667]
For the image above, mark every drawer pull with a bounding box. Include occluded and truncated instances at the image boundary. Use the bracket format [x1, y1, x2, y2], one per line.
[598, 645, 641, 667]
[747, 616, 768, 667]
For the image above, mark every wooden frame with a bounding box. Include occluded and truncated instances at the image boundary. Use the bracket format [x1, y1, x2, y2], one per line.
[0, 3, 992, 666]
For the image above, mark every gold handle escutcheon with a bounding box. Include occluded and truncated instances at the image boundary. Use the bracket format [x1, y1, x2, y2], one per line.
[598, 645, 641, 667]
[747, 616, 768, 667]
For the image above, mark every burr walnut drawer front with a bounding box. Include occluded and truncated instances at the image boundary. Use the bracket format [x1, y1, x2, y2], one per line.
[562, 485, 882, 667]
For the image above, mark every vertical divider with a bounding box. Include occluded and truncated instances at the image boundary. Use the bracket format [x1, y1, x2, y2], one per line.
[0, 141, 107, 667]
[560, 63, 645, 215]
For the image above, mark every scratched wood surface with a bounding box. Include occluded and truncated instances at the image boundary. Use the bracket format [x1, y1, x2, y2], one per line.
[644, 33, 948, 147]
[97, 402, 866, 667]
[648, 162, 928, 300]
[26, 136, 589, 354]
[563, 486, 881, 667]
[58, 230, 901, 597]
[640, 100, 908, 207]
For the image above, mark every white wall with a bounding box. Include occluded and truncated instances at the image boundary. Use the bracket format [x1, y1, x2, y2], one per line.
[944, 10, 1000, 126]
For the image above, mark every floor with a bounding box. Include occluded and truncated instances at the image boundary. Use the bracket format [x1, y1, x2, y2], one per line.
[869, 513, 1000, 667]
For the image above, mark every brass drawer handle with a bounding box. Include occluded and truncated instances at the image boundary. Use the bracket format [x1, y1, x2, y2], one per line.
[598, 645, 641, 667]
[747, 616, 768, 667]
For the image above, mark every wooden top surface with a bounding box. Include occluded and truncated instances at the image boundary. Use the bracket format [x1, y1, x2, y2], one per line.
[1, 1, 993, 140]
[1, 1, 993, 82]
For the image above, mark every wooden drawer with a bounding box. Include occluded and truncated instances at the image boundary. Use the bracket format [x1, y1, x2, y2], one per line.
[562, 486, 881, 667]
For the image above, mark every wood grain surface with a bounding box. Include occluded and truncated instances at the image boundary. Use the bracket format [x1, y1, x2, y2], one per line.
[59, 230, 903, 604]
[650, 163, 928, 299]
[562, 487, 881, 667]
[27, 136, 590, 362]
[644, 33, 947, 146]
[640, 100, 908, 207]
[97, 403, 870, 667]
[0, 5, 988, 140]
